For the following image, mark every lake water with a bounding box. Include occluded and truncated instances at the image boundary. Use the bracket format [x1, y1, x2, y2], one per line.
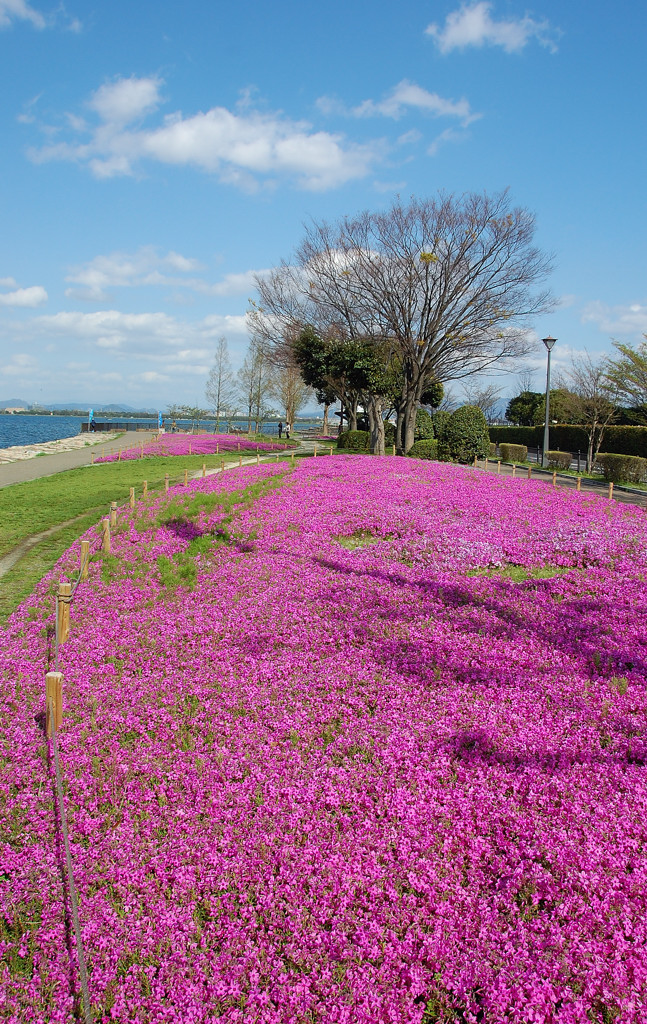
[0, 415, 322, 449]
[0, 415, 86, 449]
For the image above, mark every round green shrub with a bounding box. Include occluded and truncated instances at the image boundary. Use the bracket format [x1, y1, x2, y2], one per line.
[439, 405, 490, 463]
[407, 439, 438, 460]
[337, 429, 370, 453]
[414, 408, 434, 440]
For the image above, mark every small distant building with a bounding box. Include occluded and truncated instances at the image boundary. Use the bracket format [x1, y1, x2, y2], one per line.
[3, 407, 26, 413]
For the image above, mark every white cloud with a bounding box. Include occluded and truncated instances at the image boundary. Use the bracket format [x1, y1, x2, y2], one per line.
[3, 309, 250, 360]
[352, 80, 478, 125]
[581, 301, 647, 337]
[426, 2, 559, 54]
[65, 247, 269, 301]
[0, 0, 80, 31]
[65, 247, 203, 301]
[0, 0, 45, 29]
[0, 283, 47, 307]
[29, 76, 383, 191]
[88, 76, 162, 126]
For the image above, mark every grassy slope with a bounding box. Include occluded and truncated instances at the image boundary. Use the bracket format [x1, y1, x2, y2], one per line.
[0, 454, 256, 622]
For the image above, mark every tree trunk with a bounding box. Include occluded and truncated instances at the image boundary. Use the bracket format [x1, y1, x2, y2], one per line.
[395, 407, 406, 454]
[402, 392, 419, 454]
[348, 397, 358, 431]
[367, 397, 386, 456]
[322, 403, 329, 435]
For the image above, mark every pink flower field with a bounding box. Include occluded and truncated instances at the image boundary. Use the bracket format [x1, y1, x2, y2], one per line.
[94, 433, 289, 463]
[3, 457, 647, 1023]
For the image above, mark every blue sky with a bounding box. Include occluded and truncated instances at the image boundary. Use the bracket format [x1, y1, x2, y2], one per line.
[0, 0, 645, 409]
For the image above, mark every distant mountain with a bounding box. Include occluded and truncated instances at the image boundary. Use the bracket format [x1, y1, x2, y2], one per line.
[41, 402, 158, 414]
[0, 398, 30, 409]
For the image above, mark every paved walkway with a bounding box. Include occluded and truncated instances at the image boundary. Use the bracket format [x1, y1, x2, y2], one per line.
[0, 432, 157, 489]
[475, 458, 647, 509]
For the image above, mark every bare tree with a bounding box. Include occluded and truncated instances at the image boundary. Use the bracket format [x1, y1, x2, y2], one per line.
[237, 338, 274, 434]
[253, 190, 552, 453]
[205, 336, 237, 433]
[269, 360, 312, 428]
[517, 367, 537, 393]
[461, 382, 503, 424]
[559, 353, 617, 471]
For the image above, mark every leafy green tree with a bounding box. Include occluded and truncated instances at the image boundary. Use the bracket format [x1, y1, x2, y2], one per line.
[605, 335, 647, 407]
[505, 391, 543, 425]
[532, 388, 582, 425]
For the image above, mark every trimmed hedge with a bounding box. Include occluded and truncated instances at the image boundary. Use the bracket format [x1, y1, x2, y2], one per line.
[595, 453, 647, 484]
[489, 443, 497, 457]
[337, 430, 370, 452]
[499, 443, 528, 463]
[407, 439, 438, 460]
[546, 450, 572, 470]
[489, 424, 647, 458]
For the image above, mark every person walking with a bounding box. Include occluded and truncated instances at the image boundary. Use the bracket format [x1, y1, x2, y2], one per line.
[278, 421, 283, 439]
[285, 423, 291, 440]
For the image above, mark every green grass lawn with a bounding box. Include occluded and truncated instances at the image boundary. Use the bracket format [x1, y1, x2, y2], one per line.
[0, 453, 261, 622]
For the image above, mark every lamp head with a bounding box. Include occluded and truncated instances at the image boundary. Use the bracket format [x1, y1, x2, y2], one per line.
[542, 335, 557, 352]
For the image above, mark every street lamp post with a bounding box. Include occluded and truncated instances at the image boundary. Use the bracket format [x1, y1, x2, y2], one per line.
[542, 336, 557, 467]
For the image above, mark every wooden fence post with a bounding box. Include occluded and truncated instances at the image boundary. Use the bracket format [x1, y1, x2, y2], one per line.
[110, 501, 117, 527]
[552, 471, 557, 487]
[130, 486, 135, 508]
[102, 518, 111, 554]
[216, 444, 219, 455]
[256, 452, 260, 464]
[183, 469, 188, 486]
[473, 455, 477, 467]
[202, 463, 206, 478]
[80, 539, 90, 581]
[143, 479, 148, 497]
[57, 582, 71, 643]
[576, 476, 581, 492]
[314, 444, 317, 458]
[512, 464, 516, 479]
[91, 452, 94, 465]
[291, 452, 295, 465]
[46, 671, 63, 737]
[164, 473, 169, 493]
[527, 466, 532, 479]
[497, 460, 501, 475]
[608, 481, 614, 499]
